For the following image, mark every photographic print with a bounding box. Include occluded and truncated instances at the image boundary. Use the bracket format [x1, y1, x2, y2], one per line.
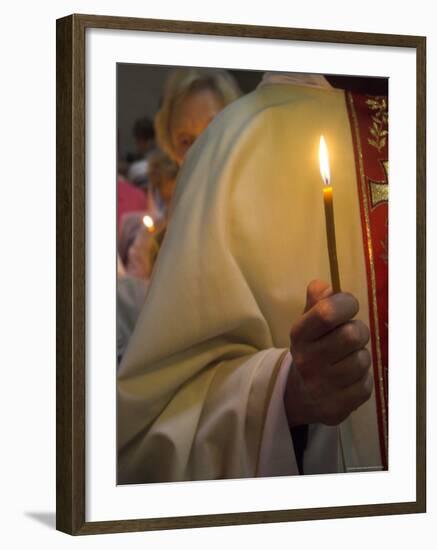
[116, 64, 389, 484]
[56, 14, 425, 535]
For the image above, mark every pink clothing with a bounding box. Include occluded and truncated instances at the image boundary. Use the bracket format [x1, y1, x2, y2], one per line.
[117, 176, 148, 233]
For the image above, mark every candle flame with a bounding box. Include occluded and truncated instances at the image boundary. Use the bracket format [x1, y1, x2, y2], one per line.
[143, 215, 155, 232]
[319, 135, 331, 186]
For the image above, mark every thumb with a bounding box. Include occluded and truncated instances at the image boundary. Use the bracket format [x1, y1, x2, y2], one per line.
[304, 279, 333, 312]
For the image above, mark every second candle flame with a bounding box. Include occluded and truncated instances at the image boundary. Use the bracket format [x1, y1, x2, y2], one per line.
[143, 215, 155, 233]
[319, 135, 331, 186]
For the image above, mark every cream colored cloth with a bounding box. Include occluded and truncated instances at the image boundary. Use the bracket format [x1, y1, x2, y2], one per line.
[259, 72, 332, 89]
[117, 81, 382, 484]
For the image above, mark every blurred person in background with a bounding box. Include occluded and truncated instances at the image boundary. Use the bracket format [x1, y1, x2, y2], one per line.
[145, 67, 242, 265]
[118, 152, 178, 280]
[155, 67, 241, 166]
[125, 116, 156, 187]
[144, 150, 179, 270]
[116, 68, 242, 367]
[147, 149, 179, 215]
[120, 67, 242, 280]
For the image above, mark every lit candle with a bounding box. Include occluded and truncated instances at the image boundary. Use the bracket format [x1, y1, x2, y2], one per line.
[320, 136, 347, 469]
[319, 136, 341, 293]
[142, 214, 156, 233]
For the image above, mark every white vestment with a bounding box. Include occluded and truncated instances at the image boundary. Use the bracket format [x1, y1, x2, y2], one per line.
[117, 78, 383, 484]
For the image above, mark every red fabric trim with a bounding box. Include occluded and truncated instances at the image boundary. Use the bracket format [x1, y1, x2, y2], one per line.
[345, 91, 389, 470]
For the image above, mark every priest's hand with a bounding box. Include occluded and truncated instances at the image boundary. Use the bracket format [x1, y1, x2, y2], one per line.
[284, 279, 373, 427]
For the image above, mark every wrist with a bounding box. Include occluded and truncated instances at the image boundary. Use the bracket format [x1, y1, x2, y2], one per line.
[284, 362, 316, 428]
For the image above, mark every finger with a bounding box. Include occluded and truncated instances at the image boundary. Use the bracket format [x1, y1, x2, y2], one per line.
[324, 348, 372, 389]
[316, 320, 370, 364]
[304, 280, 332, 312]
[322, 368, 374, 426]
[337, 368, 374, 416]
[291, 292, 360, 342]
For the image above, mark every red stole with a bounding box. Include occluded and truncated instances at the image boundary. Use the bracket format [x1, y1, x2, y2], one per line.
[346, 91, 389, 470]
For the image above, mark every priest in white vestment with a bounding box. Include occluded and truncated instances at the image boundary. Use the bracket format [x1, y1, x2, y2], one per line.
[117, 72, 385, 484]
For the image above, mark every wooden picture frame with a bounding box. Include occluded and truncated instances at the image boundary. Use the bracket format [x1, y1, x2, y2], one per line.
[56, 13, 426, 535]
